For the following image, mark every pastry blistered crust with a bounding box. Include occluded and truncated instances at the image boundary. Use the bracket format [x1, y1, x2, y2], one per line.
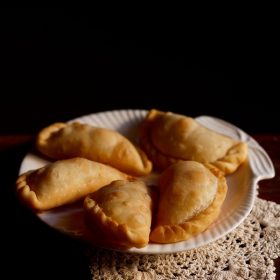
[140, 109, 247, 175]
[150, 161, 227, 243]
[84, 180, 154, 249]
[36, 122, 152, 176]
[16, 157, 129, 211]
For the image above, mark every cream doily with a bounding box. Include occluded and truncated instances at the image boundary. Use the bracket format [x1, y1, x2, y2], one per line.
[88, 198, 280, 279]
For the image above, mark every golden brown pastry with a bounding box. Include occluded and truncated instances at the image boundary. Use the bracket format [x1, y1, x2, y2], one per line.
[149, 161, 227, 243]
[16, 157, 130, 211]
[84, 180, 154, 249]
[140, 109, 247, 174]
[36, 122, 152, 176]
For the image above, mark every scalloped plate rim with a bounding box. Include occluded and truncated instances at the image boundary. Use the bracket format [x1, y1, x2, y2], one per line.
[18, 109, 275, 254]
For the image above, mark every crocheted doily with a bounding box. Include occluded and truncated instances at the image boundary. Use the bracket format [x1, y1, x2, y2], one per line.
[88, 198, 280, 279]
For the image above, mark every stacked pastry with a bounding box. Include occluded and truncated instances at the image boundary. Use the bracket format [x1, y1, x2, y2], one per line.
[15, 109, 248, 249]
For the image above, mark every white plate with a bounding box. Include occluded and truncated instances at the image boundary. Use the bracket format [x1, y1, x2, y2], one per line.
[19, 110, 275, 254]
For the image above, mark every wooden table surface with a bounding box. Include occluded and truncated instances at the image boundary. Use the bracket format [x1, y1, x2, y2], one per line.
[1, 134, 279, 279]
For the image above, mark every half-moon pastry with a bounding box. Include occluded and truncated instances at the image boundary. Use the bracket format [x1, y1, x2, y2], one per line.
[16, 157, 130, 211]
[84, 180, 154, 249]
[36, 122, 152, 176]
[149, 161, 227, 243]
[140, 109, 247, 174]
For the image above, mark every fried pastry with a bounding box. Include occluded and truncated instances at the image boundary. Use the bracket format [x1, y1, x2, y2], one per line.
[150, 161, 227, 243]
[16, 157, 129, 211]
[84, 180, 154, 249]
[36, 122, 152, 176]
[140, 109, 247, 174]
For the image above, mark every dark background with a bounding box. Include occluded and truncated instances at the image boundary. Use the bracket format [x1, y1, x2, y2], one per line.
[0, 8, 278, 280]
[1, 8, 278, 135]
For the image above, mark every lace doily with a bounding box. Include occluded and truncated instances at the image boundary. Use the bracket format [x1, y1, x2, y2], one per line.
[88, 198, 280, 279]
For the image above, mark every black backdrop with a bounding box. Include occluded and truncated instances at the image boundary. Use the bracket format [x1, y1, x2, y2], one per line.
[0, 8, 279, 280]
[1, 8, 278, 133]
